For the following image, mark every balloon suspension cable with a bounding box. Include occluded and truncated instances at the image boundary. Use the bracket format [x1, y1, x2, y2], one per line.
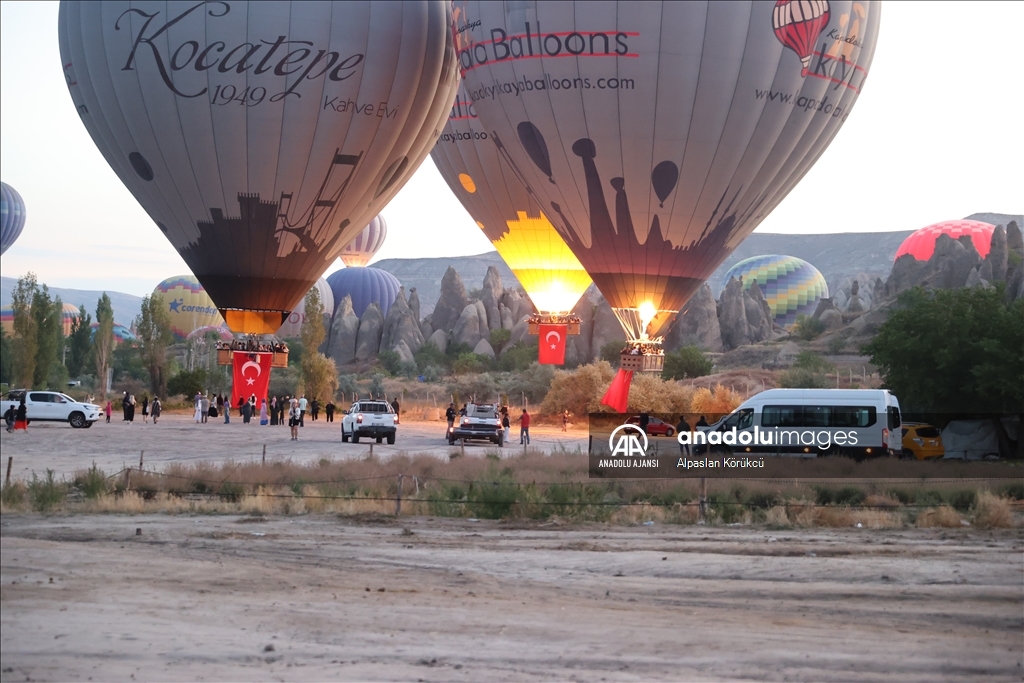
[611, 306, 669, 348]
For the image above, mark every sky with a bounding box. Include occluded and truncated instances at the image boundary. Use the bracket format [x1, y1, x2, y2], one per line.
[1, 1, 1021, 297]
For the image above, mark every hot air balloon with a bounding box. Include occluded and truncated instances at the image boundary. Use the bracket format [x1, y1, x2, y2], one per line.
[1, 182, 26, 256]
[90, 321, 137, 345]
[773, 0, 831, 77]
[275, 278, 335, 339]
[430, 82, 593, 364]
[59, 1, 458, 336]
[339, 215, 388, 268]
[724, 255, 829, 328]
[325, 267, 402, 320]
[186, 325, 234, 343]
[2, 302, 81, 336]
[894, 220, 995, 262]
[153, 275, 226, 339]
[458, 1, 879, 409]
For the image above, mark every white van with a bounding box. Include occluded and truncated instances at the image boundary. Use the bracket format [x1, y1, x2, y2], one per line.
[691, 389, 902, 459]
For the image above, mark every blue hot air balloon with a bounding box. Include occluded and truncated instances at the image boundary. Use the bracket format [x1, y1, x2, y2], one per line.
[326, 268, 402, 320]
[1, 182, 27, 256]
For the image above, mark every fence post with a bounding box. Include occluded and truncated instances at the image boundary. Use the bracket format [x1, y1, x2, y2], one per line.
[588, 435, 593, 456]
[698, 476, 707, 523]
[5, 456, 11, 488]
[461, 441, 465, 458]
[139, 450, 144, 470]
[124, 467, 132, 492]
[396, 474, 404, 516]
[370, 443, 374, 457]
[262, 444, 266, 467]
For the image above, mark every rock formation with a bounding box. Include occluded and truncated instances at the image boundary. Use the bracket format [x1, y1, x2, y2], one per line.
[430, 267, 469, 332]
[354, 302, 384, 361]
[663, 283, 722, 352]
[408, 287, 421, 323]
[590, 296, 626, 357]
[380, 288, 424, 355]
[717, 277, 774, 351]
[426, 328, 448, 354]
[480, 266, 503, 331]
[472, 338, 496, 359]
[452, 303, 483, 348]
[327, 295, 359, 365]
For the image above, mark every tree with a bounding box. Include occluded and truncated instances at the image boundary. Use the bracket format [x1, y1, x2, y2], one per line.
[0, 325, 12, 386]
[864, 286, 1024, 458]
[662, 346, 713, 380]
[10, 273, 38, 388]
[134, 294, 173, 398]
[31, 288, 63, 389]
[792, 314, 826, 341]
[167, 368, 207, 398]
[66, 304, 93, 377]
[298, 287, 337, 401]
[93, 294, 115, 397]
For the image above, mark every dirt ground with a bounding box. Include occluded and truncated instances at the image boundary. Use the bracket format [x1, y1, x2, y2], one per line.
[2, 514, 1021, 682]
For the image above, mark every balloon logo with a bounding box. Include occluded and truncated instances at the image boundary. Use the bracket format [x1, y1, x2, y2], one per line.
[773, 0, 832, 77]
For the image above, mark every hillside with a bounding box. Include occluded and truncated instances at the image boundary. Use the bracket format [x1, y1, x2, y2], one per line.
[0, 276, 143, 326]
[372, 252, 521, 316]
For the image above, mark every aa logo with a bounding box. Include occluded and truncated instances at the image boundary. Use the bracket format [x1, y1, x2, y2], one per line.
[609, 424, 648, 457]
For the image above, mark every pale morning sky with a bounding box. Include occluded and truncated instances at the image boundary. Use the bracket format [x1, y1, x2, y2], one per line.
[1, 1, 1021, 296]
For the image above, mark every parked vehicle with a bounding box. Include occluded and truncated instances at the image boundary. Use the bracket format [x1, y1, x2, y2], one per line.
[625, 415, 675, 437]
[901, 422, 944, 460]
[696, 389, 902, 459]
[1, 390, 102, 428]
[449, 403, 504, 446]
[341, 400, 397, 444]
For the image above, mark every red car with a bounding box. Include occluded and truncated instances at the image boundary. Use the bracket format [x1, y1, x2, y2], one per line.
[625, 415, 675, 437]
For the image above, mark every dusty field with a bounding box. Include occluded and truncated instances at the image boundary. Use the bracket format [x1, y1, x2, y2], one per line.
[0, 413, 591, 482]
[1, 514, 1021, 682]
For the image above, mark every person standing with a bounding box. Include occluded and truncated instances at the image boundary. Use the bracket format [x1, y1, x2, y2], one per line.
[519, 408, 531, 445]
[259, 398, 269, 426]
[298, 394, 308, 427]
[325, 400, 336, 423]
[122, 391, 129, 422]
[390, 396, 400, 419]
[562, 409, 570, 432]
[445, 402, 457, 439]
[151, 397, 162, 424]
[4, 404, 15, 433]
[502, 410, 511, 444]
[223, 395, 230, 424]
[269, 397, 278, 426]
[676, 415, 692, 456]
[201, 394, 210, 424]
[141, 395, 149, 424]
[104, 400, 112, 424]
[14, 396, 28, 431]
[289, 398, 300, 441]
[241, 398, 252, 424]
[194, 395, 203, 423]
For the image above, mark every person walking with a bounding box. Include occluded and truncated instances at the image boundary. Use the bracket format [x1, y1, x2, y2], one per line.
[289, 398, 300, 440]
[519, 408, 531, 445]
[223, 395, 230, 424]
[298, 395, 308, 426]
[104, 400, 112, 424]
[445, 402, 456, 439]
[242, 397, 252, 424]
[126, 394, 136, 425]
[122, 391, 129, 422]
[14, 396, 28, 431]
[676, 415, 692, 456]
[201, 394, 210, 424]
[562, 409, 570, 432]
[639, 412, 650, 435]
[310, 398, 320, 422]
[259, 398, 269, 425]
[151, 397, 162, 424]
[502, 410, 511, 444]
[141, 395, 149, 424]
[194, 395, 203, 423]
[325, 400, 336, 423]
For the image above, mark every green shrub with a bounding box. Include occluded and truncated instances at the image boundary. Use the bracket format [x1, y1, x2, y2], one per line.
[793, 315, 826, 341]
[496, 341, 539, 372]
[427, 483, 465, 517]
[1, 481, 26, 507]
[467, 471, 519, 519]
[489, 328, 511, 350]
[28, 470, 66, 512]
[947, 489, 977, 512]
[600, 341, 623, 368]
[167, 368, 207, 398]
[998, 481, 1024, 500]
[452, 353, 489, 375]
[377, 350, 402, 375]
[414, 342, 446, 372]
[75, 463, 109, 499]
[662, 345, 713, 380]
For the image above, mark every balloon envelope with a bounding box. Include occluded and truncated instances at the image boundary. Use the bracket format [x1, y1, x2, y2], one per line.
[90, 321, 136, 345]
[1, 182, 26, 256]
[186, 324, 234, 342]
[153, 275, 226, 339]
[59, 1, 458, 333]
[894, 220, 995, 261]
[458, 1, 879, 339]
[431, 82, 592, 314]
[275, 278, 335, 339]
[724, 255, 828, 328]
[2, 302, 82, 336]
[339, 215, 388, 268]
[325, 267, 401, 319]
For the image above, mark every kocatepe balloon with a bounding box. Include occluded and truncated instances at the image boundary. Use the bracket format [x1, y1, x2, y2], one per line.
[458, 1, 879, 339]
[59, 1, 458, 334]
[325, 267, 401, 319]
[724, 254, 828, 328]
[431, 82, 592, 314]
[153, 274, 226, 339]
[275, 277, 335, 338]
[894, 220, 995, 262]
[1, 182, 27, 256]
[340, 215, 388, 267]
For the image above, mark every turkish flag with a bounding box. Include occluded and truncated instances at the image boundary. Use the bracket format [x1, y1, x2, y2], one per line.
[232, 351, 272, 407]
[537, 323, 567, 365]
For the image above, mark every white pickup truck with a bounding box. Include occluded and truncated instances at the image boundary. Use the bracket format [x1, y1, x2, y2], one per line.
[2, 390, 103, 428]
[340, 400, 397, 444]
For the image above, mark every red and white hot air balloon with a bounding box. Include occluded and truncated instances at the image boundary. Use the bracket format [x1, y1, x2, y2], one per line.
[773, 0, 831, 77]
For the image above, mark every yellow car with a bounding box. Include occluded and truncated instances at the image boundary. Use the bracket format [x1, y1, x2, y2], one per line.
[901, 423, 944, 460]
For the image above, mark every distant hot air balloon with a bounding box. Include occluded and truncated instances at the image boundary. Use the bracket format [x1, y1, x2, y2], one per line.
[430, 82, 593, 340]
[59, 1, 458, 334]
[186, 325, 233, 343]
[90, 321, 137, 345]
[773, 0, 831, 77]
[275, 278, 335, 339]
[458, 1, 879, 409]
[1, 182, 26, 256]
[153, 275, 225, 340]
[2, 302, 82, 336]
[894, 220, 995, 262]
[339, 216, 388, 268]
[724, 255, 829, 328]
[326, 267, 402, 320]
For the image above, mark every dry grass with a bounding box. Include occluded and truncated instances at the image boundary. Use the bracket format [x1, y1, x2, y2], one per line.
[972, 491, 1015, 529]
[916, 506, 964, 528]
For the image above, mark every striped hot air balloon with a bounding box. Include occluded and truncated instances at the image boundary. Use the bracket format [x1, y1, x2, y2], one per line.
[339, 216, 388, 268]
[1, 182, 26, 256]
[894, 220, 995, 262]
[1, 303, 80, 336]
[724, 255, 829, 328]
[773, 0, 832, 77]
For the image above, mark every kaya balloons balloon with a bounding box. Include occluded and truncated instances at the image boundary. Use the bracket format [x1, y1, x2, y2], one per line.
[59, 1, 458, 334]
[1, 182, 27, 256]
[339, 215, 388, 268]
[457, 1, 879, 341]
[275, 277, 335, 339]
[431, 82, 592, 315]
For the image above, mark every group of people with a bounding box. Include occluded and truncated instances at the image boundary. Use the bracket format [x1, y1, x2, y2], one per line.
[109, 391, 161, 425]
[674, 414, 709, 455]
[3, 395, 27, 432]
[444, 402, 530, 445]
[624, 342, 664, 356]
[215, 336, 288, 354]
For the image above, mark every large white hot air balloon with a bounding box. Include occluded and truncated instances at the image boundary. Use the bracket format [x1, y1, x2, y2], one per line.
[59, 1, 458, 334]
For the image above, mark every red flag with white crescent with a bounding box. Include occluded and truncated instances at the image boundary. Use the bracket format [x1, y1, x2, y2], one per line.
[232, 351, 272, 407]
[537, 323, 567, 365]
